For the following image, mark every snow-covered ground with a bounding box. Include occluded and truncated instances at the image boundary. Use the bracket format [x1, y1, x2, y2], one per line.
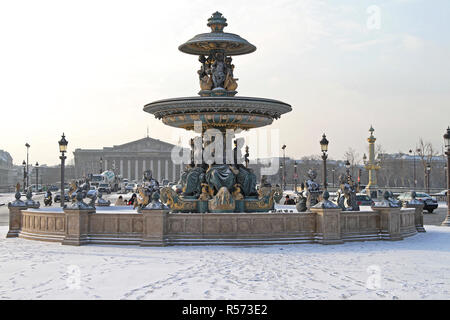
[1, 225, 449, 300]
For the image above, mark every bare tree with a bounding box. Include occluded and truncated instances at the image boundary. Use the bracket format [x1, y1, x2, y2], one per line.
[417, 139, 439, 189]
[343, 147, 360, 179]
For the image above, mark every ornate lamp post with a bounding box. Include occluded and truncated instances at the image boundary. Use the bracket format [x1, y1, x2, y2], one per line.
[409, 149, 417, 188]
[35, 162, 39, 191]
[58, 133, 68, 208]
[332, 169, 335, 188]
[25, 143, 30, 190]
[282, 145, 286, 190]
[294, 161, 298, 193]
[279, 163, 283, 188]
[363, 153, 367, 186]
[345, 159, 351, 181]
[442, 127, 450, 226]
[364, 126, 380, 199]
[426, 163, 431, 194]
[320, 133, 329, 190]
[22, 160, 26, 192]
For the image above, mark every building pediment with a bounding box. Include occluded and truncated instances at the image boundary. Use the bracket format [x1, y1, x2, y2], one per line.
[110, 137, 175, 153]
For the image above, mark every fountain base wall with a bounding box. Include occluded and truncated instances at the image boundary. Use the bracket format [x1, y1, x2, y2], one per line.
[6, 206, 423, 246]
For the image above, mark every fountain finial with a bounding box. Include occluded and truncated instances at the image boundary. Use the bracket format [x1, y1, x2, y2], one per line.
[207, 11, 228, 32]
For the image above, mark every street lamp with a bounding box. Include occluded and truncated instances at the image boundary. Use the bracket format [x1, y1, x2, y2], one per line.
[426, 163, 431, 194]
[22, 160, 26, 192]
[294, 161, 298, 193]
[320, 133, 329, 190]
[281, 145, 286, 190]
[100, 157, 103, 174]
[345, 159, 351, 184]
[58, 133, 68, 208]
[409, 149, 417, 188]
[25, 143, 30, 190]
[441, 127, 450, 226]
[35, 162, 39, 192]
[332, 169, 335, 188]
[279, 163, 283, 188]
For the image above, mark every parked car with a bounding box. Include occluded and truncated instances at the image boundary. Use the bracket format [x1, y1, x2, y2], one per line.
[125, 183, 136, 193]
[54, 192, 70, 203]
[97, 183, 111, 194]
[355, 193, 375, 206]
[48, 185, 59, 191]
[397, 192, 438, 213]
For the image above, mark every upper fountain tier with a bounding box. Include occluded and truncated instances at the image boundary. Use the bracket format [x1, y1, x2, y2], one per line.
[144, 12, 291, 131]
[178, 11, 256, 56]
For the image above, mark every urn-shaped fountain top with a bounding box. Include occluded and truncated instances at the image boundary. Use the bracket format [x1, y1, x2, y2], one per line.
[178, 12, 256, 56]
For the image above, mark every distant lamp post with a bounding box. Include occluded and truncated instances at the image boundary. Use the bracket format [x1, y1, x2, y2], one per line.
[281, 145, 286, 190]
[25, 143, 30, 190]
[22, 160, 26, 192]
[332, 169, 335, 188]
[58, 133, 68, 208]
[100, 157, 103, 174]
[294, 161, 298, 193]
[35, 162, 39, 191]
[320, 133, 329, 190]
[279, 163, 283, 188]
[345, 159, 351, 178]
[364, 126, 380, 199]
[426, 163, 431, 194]
[442, 127, 450, 226]
[409, 149, 417, 188]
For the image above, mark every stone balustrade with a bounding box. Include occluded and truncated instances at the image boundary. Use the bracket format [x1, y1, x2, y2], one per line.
[6, 205, 423, 246]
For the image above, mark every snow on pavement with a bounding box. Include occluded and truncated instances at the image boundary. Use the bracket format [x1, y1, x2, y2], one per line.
[0, 225, 449, 300]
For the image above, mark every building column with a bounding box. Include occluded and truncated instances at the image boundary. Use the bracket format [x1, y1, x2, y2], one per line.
[104, 159, 108, 171]
[135, 159, 139, 180]
[120, 159, 124, 177]
[165, 160, 168, 181]
[127, 160, 131, 180]
[172, 162, 176, 182]
[143, 159, 146, 173]
[150, 160, 154, 176]
[157, 160, 161, 182]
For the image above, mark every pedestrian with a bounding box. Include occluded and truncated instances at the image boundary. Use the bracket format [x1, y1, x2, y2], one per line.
[115, 195, 126, 206]
[128, 193, 137, 205]
[285, 195, 295, 205]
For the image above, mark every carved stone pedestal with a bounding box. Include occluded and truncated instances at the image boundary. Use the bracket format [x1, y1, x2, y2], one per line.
[403, 203, 425, 232]
[310, 208, 343, 245]
[372, 207, 403, 241]
[62, 208, 95, 246]
[140, 209, 169, 247]
[6, 205, 27, 238]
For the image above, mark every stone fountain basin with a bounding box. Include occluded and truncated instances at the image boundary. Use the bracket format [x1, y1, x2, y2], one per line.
[143, 96, 292, 130]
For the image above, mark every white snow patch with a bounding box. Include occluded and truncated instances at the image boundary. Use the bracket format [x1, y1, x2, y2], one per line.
[1, 225, 449, 300]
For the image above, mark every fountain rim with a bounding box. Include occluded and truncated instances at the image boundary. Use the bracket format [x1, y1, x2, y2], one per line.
[143, 96, 292, 119]
[178, 32, 257, 56]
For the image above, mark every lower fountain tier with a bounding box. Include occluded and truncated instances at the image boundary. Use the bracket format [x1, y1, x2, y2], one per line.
[143, 96, 292, 130]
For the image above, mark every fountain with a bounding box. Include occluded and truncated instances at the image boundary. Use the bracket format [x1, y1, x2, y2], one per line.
[144, 12, 290, 213]
[6, 12, 424, 246]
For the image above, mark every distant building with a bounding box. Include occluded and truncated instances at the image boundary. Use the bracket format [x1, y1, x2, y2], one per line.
[0, 150, 17, 189]
[73, 137, 186, 183]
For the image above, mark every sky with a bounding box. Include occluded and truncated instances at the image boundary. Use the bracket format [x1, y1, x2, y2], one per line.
[0, 0, 449, 166]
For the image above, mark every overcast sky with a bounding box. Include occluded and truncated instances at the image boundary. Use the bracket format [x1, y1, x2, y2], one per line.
[0, 0, 449, 166]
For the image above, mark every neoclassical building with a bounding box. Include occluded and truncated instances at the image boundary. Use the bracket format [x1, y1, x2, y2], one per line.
[73, 137, 187, 183]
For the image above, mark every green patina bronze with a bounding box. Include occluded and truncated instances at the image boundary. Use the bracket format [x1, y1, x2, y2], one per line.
[144, 12, 291, 213]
